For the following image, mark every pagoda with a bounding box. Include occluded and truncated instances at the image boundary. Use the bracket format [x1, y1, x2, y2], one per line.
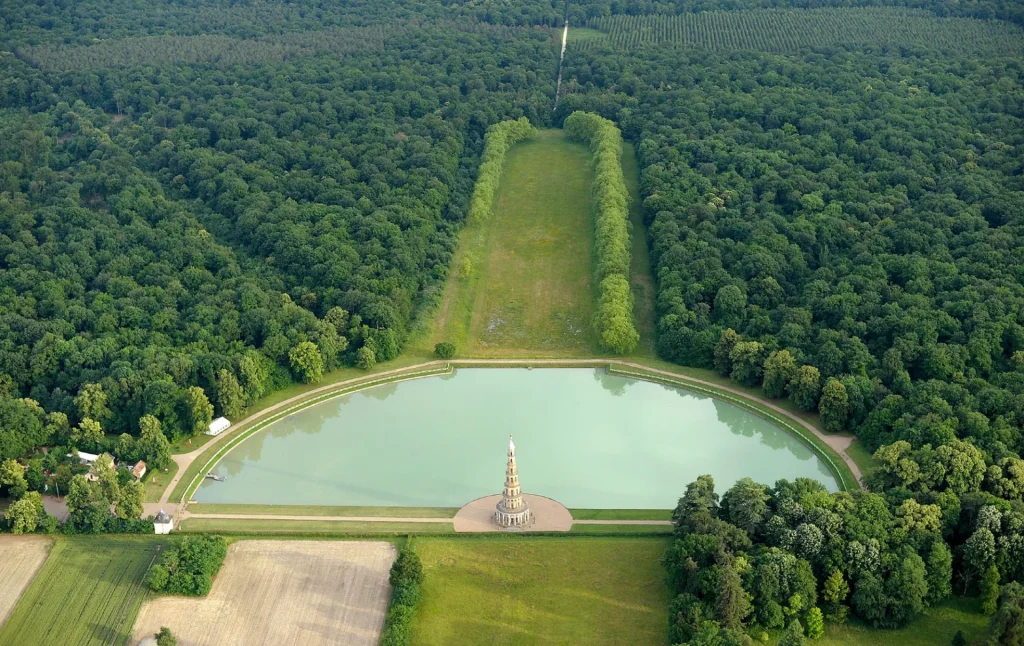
[494, 435, 532, 528]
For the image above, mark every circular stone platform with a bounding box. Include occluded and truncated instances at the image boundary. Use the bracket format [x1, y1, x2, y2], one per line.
[453, 494, 572, 532]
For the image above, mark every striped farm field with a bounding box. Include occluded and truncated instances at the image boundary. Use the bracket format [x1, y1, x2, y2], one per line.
[583, 7, 1024, 56]
[0, 537, 165, 646]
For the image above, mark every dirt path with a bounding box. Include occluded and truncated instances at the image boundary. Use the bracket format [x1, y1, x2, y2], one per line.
[164, 356, 863, 514]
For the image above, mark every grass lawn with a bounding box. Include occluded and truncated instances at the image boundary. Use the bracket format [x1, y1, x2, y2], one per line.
[142, 459, 177, 503]
[179, 518, 454, 533]
[570, 524, 674, 535]
[186, 503, 457, 517]
[817, 597, 988, 646]
[430, 129, 599, 357]
[0, 537, 165, 646]
[846, 439, 879, 479]
[570, 508, 672, 520]
[411, 536, 671, 645]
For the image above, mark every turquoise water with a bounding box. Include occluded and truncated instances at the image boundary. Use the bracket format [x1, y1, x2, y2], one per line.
[195, 368, 837, 508]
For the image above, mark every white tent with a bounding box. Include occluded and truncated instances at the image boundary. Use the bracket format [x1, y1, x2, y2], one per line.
[68, 451, 99, 464]
[206, 417, 231, 436]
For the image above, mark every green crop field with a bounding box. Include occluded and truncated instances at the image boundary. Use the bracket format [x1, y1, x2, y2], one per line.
[583, 7, 1024, 55]
[818, 598, 988, 646]
[0, 537, 165, 646]
[422, 129, 655, 358]
[411, 536, 670, 645]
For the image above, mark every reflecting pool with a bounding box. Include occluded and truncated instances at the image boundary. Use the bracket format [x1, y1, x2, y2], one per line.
[195, 368, 838, 508]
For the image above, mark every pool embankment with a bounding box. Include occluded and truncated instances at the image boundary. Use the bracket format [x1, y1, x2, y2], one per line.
[185, 504, 459, 518]
[170, 363, 456, 505]
[605, 365, 860, 492]
[171, 356, 862, 513]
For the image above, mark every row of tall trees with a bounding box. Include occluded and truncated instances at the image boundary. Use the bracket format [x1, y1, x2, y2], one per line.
[564, 111, 639, 354]
[467, 118, 535, 224]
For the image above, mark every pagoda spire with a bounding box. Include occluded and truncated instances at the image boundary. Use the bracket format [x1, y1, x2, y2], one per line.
[494, 435, 532, 528]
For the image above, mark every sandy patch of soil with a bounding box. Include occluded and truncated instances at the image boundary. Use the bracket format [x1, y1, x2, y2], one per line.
[132, 540, 396, 646]
[0, 536, 52, 626]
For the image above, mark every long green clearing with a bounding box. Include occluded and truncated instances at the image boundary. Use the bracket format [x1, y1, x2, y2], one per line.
[430, 129, 598, 356]
[0, 537, 165, 646]
[410, 537, 670, 645]
[422, 129, 657, 357]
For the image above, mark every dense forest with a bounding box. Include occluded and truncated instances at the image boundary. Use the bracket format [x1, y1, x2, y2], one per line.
[1, 0, 1024, 639]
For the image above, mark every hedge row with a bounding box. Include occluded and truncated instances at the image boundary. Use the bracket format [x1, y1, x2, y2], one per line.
[467, 117, 535, 224]
[563, 111, 639, 354]
[380, 546, 424, 646]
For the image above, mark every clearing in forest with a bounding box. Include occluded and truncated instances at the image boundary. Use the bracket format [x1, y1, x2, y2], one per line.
[426, 129, 654, 357]
[131, 540, 397, 646]
[410, 537, 670, 645]
[0, 536, 51, 628]
[0, 537, 164, 646]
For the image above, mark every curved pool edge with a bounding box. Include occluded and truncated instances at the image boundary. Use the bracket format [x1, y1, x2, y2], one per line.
[178, 358, 860, 510]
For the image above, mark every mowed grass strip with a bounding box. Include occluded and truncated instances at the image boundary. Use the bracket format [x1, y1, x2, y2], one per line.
[179, 518, 454, 534]
[570, 508, 671, 520]
[185, 503, 457, 518]
[411, 537, 670, 645]
[0, 537, 165, 646]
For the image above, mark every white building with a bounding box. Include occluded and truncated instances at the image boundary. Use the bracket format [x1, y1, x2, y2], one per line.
[154, 509, 174, 535]
[206, 416, 231, 436]
[493, 436, 532, 529]
[68, 451, 99, 465]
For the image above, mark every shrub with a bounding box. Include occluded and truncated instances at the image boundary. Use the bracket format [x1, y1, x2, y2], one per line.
[564, 111, 638, 354]
[434, 342, 456, 359]
[155, 627, 177, 646]
[355, 346, 376, 370]
[380, 547, 424, 646]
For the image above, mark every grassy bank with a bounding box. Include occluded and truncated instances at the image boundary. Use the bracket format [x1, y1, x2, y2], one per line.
[818, 597, 987, 646]
[0, 537, 165, 646]
[411, 536, 671, 645]
[179, 518, 454, 533]
[186, 503, 457, 518]
[570, 508, 672, 520]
